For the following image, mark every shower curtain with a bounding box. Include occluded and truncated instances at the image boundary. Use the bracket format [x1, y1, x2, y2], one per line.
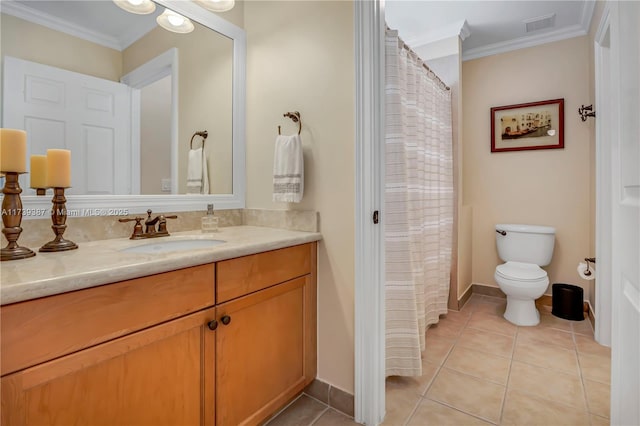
[384, 29, 454, 377]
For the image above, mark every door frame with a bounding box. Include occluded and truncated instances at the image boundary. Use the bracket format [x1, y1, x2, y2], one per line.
[121, 48, 179, 195]
[594, 3, 612, 347]
[354, 1, 386, 425]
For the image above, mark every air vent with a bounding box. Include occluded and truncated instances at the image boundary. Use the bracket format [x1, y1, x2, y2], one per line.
[524, 13, 556, 33]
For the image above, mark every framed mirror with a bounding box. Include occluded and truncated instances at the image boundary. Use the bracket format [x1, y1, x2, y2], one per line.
[1, 0, 245, 215]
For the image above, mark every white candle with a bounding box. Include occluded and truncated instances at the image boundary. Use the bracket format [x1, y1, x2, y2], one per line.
[30, 155, 48, 188]
[0, 129, 27, 173]
[46, 149, 71, 188]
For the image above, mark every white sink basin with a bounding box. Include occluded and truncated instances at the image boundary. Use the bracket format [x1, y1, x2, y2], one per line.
[120, 238, 226, 254]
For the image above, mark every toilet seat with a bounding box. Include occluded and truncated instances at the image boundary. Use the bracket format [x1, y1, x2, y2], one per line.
[495, 261, 547, 282]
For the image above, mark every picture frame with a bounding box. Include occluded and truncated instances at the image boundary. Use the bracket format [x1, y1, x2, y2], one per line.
[491, 98, 564, 152]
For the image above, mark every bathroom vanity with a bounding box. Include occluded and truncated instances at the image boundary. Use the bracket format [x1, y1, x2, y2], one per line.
[0, 227, 320, 425]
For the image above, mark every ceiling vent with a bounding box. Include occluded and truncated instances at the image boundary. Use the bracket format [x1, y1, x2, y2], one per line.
[524, 13, 556, 33]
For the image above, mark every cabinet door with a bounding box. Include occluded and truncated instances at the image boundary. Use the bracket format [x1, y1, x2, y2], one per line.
[1, 308, 217, 426]
[216, 276, 316, 426]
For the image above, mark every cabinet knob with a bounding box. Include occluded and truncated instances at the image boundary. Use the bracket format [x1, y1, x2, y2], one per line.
[207, 320, 218, 331]
[221, 315, 231, 325]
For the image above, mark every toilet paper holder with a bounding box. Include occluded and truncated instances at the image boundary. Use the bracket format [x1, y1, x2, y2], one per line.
[583, 257, 596, 276]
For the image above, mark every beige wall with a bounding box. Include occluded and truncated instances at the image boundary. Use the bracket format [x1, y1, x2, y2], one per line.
[140, 76, 172, 194]
[123, 21, 234, 195]
[0, 13, 121, 111]
[462, 36, 592, 297]
[244, 1, 355, 393]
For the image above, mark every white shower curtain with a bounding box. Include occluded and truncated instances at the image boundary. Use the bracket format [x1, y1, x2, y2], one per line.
[385, 29, 454, 377]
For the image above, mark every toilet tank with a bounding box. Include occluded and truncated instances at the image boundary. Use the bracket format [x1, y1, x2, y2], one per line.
[495, 224, 556, 266]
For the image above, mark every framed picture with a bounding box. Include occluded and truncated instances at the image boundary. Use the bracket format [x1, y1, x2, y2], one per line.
[491, 98, 564, 152]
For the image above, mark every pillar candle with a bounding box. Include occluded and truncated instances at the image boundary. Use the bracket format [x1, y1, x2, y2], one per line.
[30, 155, 48, 188]
[46, 149, 71, 188]
[0, 129, 27, 173]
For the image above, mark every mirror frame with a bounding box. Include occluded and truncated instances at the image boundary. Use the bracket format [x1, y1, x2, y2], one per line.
[18, 0, 246, 217]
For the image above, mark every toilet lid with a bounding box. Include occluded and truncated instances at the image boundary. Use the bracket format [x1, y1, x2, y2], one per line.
[496, 262, 547, 281]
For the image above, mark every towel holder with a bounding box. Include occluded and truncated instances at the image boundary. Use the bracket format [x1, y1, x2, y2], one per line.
[278, 111, 302, 135]
[190, 130, 208, 149]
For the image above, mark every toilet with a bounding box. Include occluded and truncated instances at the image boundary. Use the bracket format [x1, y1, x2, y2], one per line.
[494, 224, 556, 326]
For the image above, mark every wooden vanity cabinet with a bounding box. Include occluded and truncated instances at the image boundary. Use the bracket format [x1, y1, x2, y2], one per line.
[0, 242, 317, 426]
[1, 265, 217, 426]
[1, 308, 217, 426]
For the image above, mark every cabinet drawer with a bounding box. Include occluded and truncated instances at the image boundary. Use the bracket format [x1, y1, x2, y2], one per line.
[1, 264, 214, 376]
[217, 243, 312, 303]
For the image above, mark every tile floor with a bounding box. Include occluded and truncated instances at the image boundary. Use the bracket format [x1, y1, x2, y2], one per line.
[268, 294, 611, 426]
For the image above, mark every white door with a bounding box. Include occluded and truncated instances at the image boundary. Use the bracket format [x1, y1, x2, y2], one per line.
[3, 56, 132, 195]
[609, 2, 640, 424]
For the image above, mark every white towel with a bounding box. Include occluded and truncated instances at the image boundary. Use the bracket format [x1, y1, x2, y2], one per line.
[186, 148, 209, 194]
[273, 134, 303, 203]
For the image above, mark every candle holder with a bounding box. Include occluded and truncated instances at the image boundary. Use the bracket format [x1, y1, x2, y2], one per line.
[1, 171, 36, 261]
[39, 187, 78, 252]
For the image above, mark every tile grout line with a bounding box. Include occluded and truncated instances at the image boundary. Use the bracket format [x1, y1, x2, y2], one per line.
[498, 324, 519, 425]
[573, 325, 594, 417]
[308, 407, 329, 426]
[422, 396, 500, 425]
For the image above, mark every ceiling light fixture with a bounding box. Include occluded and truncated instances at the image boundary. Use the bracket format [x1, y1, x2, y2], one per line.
[194, 0, 235, 13]
[112, 0, 156, 15]
[157, 8, 195, 34]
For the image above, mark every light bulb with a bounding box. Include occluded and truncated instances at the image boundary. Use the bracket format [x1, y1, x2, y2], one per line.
[112, 0, 155, 14]
[156, 9, 194, 34]
[167, 13, 184, 27]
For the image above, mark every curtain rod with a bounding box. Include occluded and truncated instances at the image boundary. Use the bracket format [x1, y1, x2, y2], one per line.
[387, 27, 451, 92]
[399, 40, 451, 92]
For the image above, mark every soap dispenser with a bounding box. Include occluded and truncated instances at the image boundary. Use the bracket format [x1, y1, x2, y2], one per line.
[201, 204, 218, 233]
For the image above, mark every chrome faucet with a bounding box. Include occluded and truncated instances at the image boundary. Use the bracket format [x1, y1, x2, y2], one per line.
[119, 209, 178, 240]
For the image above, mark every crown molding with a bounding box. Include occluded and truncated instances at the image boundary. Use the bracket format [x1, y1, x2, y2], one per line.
[463, 0, 596, 61]
[0, 0, 157, 51]
[405, 19, 470, 48]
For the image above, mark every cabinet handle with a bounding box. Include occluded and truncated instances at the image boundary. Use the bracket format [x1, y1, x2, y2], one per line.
[207, 320, 218, 331]
[221, 315, 231, 325]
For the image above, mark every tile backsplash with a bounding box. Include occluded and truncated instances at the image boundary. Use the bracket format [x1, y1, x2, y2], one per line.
[16, 208, 317, 248]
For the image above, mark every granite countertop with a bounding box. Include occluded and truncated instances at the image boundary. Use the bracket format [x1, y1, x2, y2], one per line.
[1, 226, 322, 305]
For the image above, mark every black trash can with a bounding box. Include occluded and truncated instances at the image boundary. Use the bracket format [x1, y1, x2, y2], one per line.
[552, 283, 584, 321]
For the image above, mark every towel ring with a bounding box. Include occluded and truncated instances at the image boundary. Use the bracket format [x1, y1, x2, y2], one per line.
[278, 111, 302, 135]
[190, 130, 208, 149]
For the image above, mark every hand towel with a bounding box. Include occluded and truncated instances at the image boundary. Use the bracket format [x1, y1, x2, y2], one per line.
[273, 134, 303, 203]
[186, 147, 209, 194]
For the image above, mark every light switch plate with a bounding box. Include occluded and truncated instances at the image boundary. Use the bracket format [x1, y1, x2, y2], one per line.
[161, 178, 172, 192]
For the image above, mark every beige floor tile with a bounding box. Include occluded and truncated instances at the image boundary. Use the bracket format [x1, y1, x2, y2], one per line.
[508, 361, 587, 410]
[517, 325, 575, 350]
[441, 309, 472, 325]
[424, 336, 455, 365]
[538, 311, 574, 331]
[444, 345, 511, 385]
[385, 361, 440, 397]
[471, 301, 507, 316]
[579, 352, 611, 384]
[501, 389, 590, 426]
[590, 414, 610, 425]
[426, 319, 465, 340]
[408, 399, 490, 426]
[313, 409, 359, 426]
[426, 368, 505, 423]
[267, 395, 327, 426]
[573, 320, 595, 336]
[382, 386, 421, 426]
[575, 335, 611, 358]
[584, 379, 610, 419]
[513, 339, 580, 375]
[457, 327, 515, 358]
[467, 311, 517, 337]
[480, 295, 507, 304]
